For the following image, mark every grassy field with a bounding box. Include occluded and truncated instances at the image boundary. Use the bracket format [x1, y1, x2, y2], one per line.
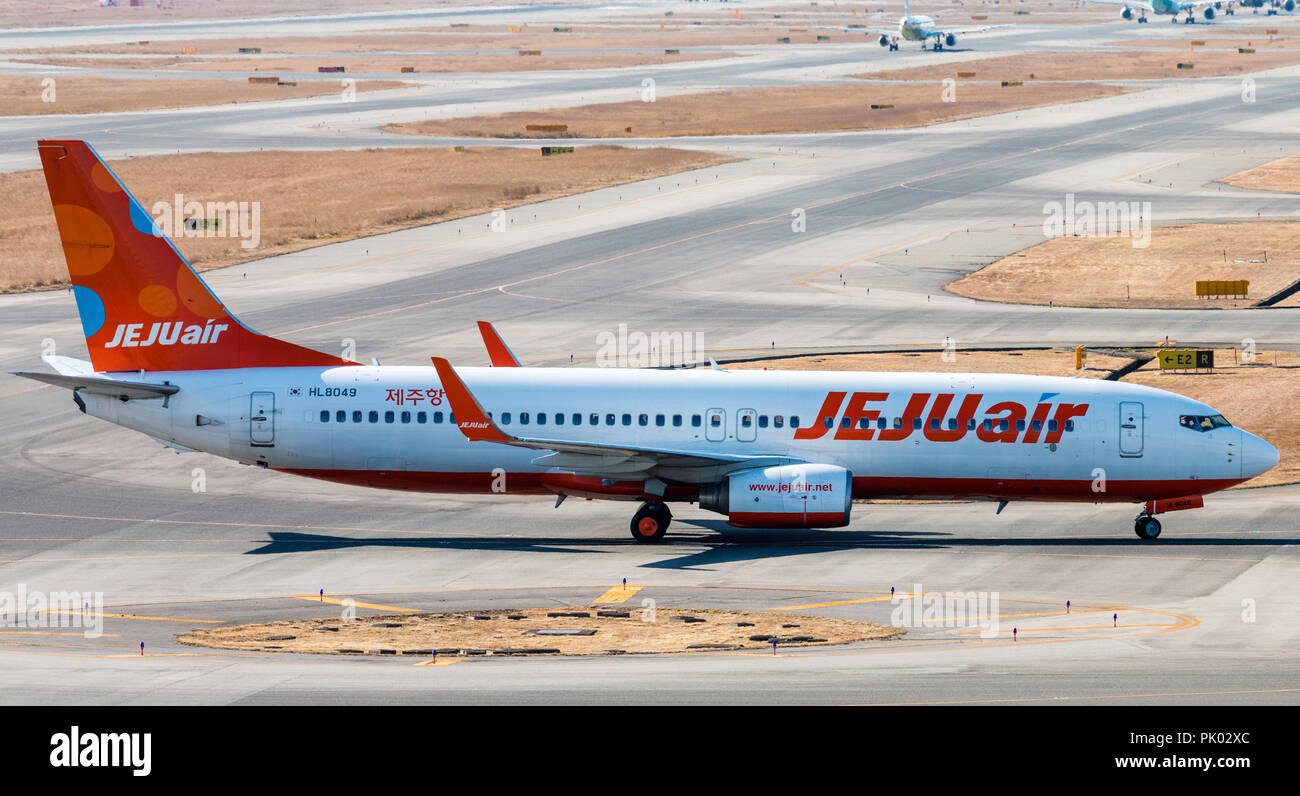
[945, 222, 1300, 310]
[731, 347, 1300, 487]
[1222, 156, 1300, 194]
[0, 75, 406, 116]
[178, 606, 899, 656]
[387, 81, 1129, 139]
[1, 145, 733, 293]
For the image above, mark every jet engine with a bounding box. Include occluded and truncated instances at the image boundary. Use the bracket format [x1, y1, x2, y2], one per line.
[1286, 0, 1296, 12]
[879, 34, 890, 46]
[698, 463, 853, 528]
[944, 32, 957, 47]
[1204, 5, 1216, 17]
[1121, 6, 1133, 17]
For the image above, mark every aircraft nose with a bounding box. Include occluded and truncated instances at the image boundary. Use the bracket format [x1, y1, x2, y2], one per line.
[1240, 431, 1280, 480]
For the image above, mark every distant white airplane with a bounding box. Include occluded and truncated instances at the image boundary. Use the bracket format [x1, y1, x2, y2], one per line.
[818, 0, 1009, 51]
[1081, 0, 1292, 23]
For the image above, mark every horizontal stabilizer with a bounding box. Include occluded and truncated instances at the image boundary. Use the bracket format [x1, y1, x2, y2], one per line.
[12, 371, 179, 400]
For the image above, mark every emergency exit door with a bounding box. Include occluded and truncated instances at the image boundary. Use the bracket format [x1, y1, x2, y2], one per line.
[250, 391, 275, 446]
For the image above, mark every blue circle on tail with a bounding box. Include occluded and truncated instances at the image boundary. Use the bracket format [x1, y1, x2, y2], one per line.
[71, 285, 106, 339]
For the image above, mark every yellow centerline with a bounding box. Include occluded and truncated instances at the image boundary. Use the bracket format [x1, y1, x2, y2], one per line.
[289, 594, 416, 613]
[592, 585, 643, 604]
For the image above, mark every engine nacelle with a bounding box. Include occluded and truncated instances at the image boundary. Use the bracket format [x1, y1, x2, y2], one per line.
[1121, 6, 1133, 18]
[1204, 6, 1216, 18]
[1286, 0, 1295, 12]
[878, 34, 890, 46]
[944, 32, 957, 47]
[698, 463, 853, 528]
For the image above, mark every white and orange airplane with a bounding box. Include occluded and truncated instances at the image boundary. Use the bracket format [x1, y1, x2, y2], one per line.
[17, 140, 1279, 543]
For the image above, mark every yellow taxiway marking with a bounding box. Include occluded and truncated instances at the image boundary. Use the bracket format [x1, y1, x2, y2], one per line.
[954, 623, 1173, 635]
[593, 585, 643, 604]
[289, 595, 416, 613]
[40, 609, 223, 624]
[920, 608, 1111, 623]
[774, 593, 913, 610]
[412, 657, 460, 667]
[0, 630, 121, 637]
[99, 653, 201, 658]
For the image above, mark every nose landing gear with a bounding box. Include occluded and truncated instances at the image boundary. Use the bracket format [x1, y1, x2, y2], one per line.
[1134, 513, 1162, 539]
[631, 501, 672, 544]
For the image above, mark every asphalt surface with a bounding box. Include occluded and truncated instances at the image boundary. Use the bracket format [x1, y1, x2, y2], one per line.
[1, 3, 1299, 704]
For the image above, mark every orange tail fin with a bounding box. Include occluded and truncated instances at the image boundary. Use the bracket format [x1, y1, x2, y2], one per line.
[38, 139, 349, 373]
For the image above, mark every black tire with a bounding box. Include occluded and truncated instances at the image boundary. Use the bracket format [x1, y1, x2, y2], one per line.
[630, 503, 671, 544]
[1134, 516, 1162, 539]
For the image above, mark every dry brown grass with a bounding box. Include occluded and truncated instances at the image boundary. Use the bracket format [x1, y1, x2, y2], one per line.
[726, 348, 1133, 379]
[946, 222, 1300, 310]
[1107, 34, 1298, 50]
[0, 75, 406, 116]
[0, 145, 734, 293]
[178, 606, 899, 656]
[1221, 156, 1300, 194]
[0, 0, 512, 29]
[863, 49, 1300, 82]
[731, 348, 1300, 487]
[388, 81, 1129, 139]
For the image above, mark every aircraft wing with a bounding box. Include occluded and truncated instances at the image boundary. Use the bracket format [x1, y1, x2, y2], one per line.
[1080, 0, 1156, 9]
[431, 357, 797, 480]
[815, 24, 899, 37]
[928, 23, 1013, 37]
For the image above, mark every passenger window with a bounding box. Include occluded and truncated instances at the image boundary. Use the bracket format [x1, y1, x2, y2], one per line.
[893, 417, 903, 429]
[384, 411, 394, 423]
[878, 418, 887, 430]
[655, 414, 665, 427]
[623, 414, 632, 426]
[368, 411, 379, 423]
[1065, 419, 1075, 432]
[710, 414, 721, 427]
[673, 414, 683, 427]
[449, 413, 455, 425]
[572, 413, 581, 425]
[1048, 419, 1058, 432]
[353, 410, 362, 423]
[965, 418, 975, 430]
[947, 418, 957, 430]
[823, 417, 833, 429]
[840, 417, 850, 430]
[320, 410, 330, 423]
[401, 411, 410, 423]
[692, 415, 702, 427]
[790, 416, 800, 428]
[537, 413, 546, 425]
[417, 412, 427, 424]
[336, 410, 345, 423]
[912, 418, 922, 430]
[759, 416, 768, 428]
[555, 413, 564, 426]
[982, 418, 993, 431]
[638, 414, 648, 426]
[999, 419, 1009, 431]
[433, 411, 444, 423]
[501, 412, 511, 424]
[929, 418, 940, 430]
[743, 415, 754, 428]
[606, 414, 615, 426]
[520, 412, 530, 425]
[859, 417, 870, 429]
[1016, 419, 1025, 431]
[590, 413, 599, 426]
[774, 415, 784, 428]
[1032, 419, 1042, 431]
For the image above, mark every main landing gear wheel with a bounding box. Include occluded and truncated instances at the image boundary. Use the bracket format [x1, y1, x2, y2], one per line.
[630, 502, 671, 544]
[1134, 515, 1162, 539]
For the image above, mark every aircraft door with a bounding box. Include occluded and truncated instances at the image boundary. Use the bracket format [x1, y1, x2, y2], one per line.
[705, 408, 726, 442]
[250, 391, 276, 447]
[1119, 401, 1143, 457]
[737, 409, 757, 442]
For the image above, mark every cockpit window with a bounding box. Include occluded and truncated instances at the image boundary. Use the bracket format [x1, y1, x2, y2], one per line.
[1179, 414, 1232, 432]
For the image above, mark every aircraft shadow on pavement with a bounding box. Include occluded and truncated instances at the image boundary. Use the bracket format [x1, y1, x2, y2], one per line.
[245, 526, 1300, 571]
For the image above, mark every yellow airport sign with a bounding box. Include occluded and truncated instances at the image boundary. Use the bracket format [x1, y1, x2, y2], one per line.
[1158, 350, 1213, 371]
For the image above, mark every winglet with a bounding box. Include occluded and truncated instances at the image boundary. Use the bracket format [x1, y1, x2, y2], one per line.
[476, 321, 521, 367]
[430, 357, 513, 443]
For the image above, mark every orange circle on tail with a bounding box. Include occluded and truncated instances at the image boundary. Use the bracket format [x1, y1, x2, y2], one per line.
[138, 284, 177, 317]
[174, 266, 225, 319]
[52, 204, 114, 276]
[90, 163, 123, 194]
